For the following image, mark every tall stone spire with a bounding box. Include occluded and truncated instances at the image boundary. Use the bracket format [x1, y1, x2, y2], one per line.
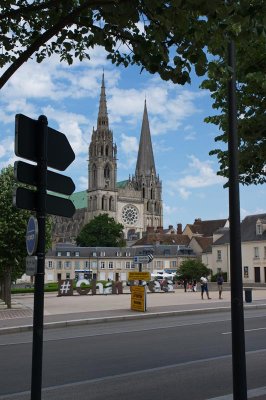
[135, 100, 156, 177]
[97, 73, 109, 130]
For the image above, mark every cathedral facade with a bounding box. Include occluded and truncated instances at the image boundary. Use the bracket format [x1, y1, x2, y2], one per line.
[52, 75, 163, 243]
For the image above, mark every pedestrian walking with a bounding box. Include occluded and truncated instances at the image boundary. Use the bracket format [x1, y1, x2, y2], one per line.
[200, 276, 211, 299]
[217, 273, 224, 299]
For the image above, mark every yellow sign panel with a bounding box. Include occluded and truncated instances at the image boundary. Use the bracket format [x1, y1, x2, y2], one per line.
[131, 285, 146, 312]
[128, 271, 151, 281]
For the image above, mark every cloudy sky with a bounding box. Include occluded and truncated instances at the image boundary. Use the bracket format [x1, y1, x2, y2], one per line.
[0, 47, 265, 229]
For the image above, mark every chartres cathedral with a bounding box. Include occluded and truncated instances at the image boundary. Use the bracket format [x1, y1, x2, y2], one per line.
[52, 74, 163, 243]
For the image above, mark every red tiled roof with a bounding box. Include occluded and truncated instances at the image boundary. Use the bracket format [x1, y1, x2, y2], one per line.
[133, 233, 190, 246]
[188, 219, 227, 237]
[193, 236, 213, 251]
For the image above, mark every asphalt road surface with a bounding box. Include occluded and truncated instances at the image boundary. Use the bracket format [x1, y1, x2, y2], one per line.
[1, 309, 266, 400]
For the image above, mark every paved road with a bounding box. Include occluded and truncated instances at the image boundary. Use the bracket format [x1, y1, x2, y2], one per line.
[1, 288, 266, 399]
[1, 309, 266, 399]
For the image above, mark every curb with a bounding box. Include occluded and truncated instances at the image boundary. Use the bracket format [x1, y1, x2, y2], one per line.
[1, 302, 266, 336]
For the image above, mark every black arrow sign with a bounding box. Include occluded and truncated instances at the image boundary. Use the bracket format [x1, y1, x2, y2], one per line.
[15, 114, 75, 171]
[14, 161, 75, 195]
[13, 187, 75, 218]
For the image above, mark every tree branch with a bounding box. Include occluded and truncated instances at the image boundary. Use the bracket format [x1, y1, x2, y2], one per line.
[0, 0, 124, 89]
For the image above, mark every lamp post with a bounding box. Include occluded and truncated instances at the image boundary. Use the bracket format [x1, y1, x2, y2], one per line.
[227, 39, 247, 400]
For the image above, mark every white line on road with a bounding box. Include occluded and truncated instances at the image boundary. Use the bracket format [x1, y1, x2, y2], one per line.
[222, 327, 266, 335]
[1, 349, 266, 400]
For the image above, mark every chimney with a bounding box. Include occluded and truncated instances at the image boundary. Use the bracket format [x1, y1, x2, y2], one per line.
[177, 223, 182, 234]
[156, 226, 164, 233]
[194, 218, 202, 223]
[168, 225, 173, 229]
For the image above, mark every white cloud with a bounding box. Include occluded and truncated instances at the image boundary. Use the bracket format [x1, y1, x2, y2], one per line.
[0, 99, 37, 124]
[166, 155, 225, 200]
[120, 133, 138, 154]
[178, 155, 226, 188]
[184, 132, 196, 140]
[163, 203, 179, 215]
[0, 145, 5, 158]
[118, 133, 138, 170]
[77, 176, 88, 190]
[178, 187, 191, 199]
[108, 79, 205, 136]
[41, 106, 90, 155]
[0, 154, 18, 170]
[183, 126, 197, 141]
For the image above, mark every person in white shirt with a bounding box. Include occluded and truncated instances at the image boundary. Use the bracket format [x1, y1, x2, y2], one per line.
[200, 276, 211, 300]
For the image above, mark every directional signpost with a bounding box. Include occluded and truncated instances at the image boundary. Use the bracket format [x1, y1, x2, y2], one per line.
[130, 253, 154, 312]
[13, 114, 76, 400]
[15, 160, 75, 196]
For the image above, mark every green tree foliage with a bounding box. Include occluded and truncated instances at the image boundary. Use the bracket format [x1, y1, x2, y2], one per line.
[0, 1, 265, 90]
[76, 213, 126, 247]
[0, 165, 52, 307]
[202, 33, 266, 186]
[1, 1, 265, 183]
[177, 259, 211, 281]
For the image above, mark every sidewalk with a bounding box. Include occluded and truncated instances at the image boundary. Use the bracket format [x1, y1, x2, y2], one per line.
[1, 287, 266, 334]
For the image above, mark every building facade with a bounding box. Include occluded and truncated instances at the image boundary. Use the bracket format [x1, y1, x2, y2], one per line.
[202, 214, 266, 284]
[52, 74, 163, 243]
[44, 243, 196, 284]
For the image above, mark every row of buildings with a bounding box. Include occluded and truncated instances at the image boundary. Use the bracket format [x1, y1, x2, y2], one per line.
[45, 214, 266, 285]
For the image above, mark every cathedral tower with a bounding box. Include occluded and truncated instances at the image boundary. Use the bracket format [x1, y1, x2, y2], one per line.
[134, 100, 163, 229]
[88, 73, 118, 220]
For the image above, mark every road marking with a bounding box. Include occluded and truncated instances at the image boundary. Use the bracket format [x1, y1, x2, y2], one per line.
[1, 351, 266, 399]
[1, 315, 266, 346]
[0, 319, 230, 346]
[222, 327, 266, 335]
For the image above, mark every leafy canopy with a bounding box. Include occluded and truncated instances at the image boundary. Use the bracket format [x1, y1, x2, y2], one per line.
[202, 30, 266, 186]
[76, 213, 126, 247]
[1, 1, 265, 184]
[1, 1, 265, 89]
[177, 259, 210, 281]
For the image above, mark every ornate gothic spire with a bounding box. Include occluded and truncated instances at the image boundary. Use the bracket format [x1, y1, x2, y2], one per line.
[135, 100, 156, 177]
[97, 73, 109, 130]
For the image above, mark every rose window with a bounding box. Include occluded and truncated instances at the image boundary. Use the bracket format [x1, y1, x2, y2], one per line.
[122, 205, 139, 225]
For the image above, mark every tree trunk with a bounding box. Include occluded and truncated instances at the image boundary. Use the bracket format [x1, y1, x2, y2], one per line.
[4, 271, 12, 308]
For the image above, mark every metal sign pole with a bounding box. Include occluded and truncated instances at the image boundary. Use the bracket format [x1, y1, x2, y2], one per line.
[227, 40, 247, 400]
[30, 115, 48, 400]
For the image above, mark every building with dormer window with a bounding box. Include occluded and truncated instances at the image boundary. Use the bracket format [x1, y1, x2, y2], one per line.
[202, 213, 266, 283]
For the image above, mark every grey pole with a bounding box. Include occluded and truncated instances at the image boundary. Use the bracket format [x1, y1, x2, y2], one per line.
[227, 40, 247, 400]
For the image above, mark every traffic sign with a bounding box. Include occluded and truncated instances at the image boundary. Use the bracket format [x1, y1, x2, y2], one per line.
[14, 187, 76, 217]
[14, 161, 75, 195]
[26, 256, 38, 276]
[26, 216, 38, 256]
[15, 114, 75, 171]
[131, 286, 146, 312]
[128, 271, 151, 281]
[133, 255, 149, 264]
